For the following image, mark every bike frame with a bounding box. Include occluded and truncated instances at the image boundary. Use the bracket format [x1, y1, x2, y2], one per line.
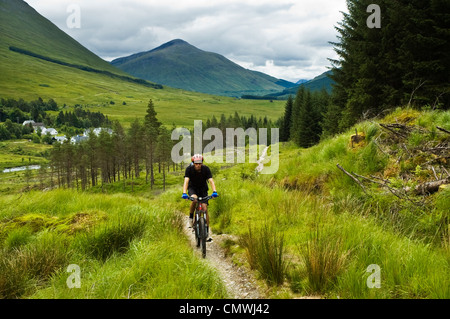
[188, 195, 213, 258]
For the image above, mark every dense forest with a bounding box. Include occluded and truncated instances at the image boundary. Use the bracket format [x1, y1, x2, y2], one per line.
[278, 0, 449, 149]
[328, 0, 449, 131]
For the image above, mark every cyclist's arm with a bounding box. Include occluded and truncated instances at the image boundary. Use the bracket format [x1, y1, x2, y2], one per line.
[208, 178, 217, 193]
[183, 177, 189, 194]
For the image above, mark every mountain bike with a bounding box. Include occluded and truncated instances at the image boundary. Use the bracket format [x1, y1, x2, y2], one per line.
[188, 195, 213, 258]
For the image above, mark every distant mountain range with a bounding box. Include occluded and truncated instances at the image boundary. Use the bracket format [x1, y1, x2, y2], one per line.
[296, 79, 309, 85]
[111, 39, 298, 97]
[1, 0, 333, 105]
[267, 71, 335, 99]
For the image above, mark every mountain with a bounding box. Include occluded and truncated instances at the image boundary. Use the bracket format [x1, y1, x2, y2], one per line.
[0, 0, 162, 105]
[0, 1, 287, 128]
[296, 79, 309, 85]
[111, 39, 296, 97]
[0, 0, 130, 76]
[260, 70, 335, 99]
[300, 71, 334, 92]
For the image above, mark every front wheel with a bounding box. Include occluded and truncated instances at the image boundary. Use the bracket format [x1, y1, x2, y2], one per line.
[195, 221, 200, 248]
[199, 217, 206, 258]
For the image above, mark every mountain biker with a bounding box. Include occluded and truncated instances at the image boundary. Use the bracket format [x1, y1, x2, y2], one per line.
[182, 154, 218, 239]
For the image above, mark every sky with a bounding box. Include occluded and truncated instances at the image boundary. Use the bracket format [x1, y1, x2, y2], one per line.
[25, 0, 348, 82]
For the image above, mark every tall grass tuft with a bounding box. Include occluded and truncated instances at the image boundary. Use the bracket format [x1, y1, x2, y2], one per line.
[3, 226, 34, 250]
[75, 208, 149, 261]
[300, 226, 349, 294]
[239, 223, 287, 286]
[0, 231, 70, 298]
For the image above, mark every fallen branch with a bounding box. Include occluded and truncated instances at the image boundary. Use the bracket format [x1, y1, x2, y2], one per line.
[407, 177, 450, 195]
[353, 172, 406, 200]
[360, 172, 449, 197]
[436, 126, 450, 135]
[408, 79, 426, 107]
[379, 123, 408, 138]
[423, 156, 450, 166]
[442, 166, 450, 178]
[336, 164, 367, 194]
[430, 166, 439, 181]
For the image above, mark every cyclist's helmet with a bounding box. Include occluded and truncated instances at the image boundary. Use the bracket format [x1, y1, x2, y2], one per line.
[192, 154, 203, 164]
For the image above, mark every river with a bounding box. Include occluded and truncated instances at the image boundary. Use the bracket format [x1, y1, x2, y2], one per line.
[2, 165, 41, 173]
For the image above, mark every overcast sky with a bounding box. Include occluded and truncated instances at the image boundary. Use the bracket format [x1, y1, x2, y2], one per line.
[25, 0, 348, 82]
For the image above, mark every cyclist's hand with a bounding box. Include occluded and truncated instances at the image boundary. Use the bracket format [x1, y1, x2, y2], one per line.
[212, 191, 218, 198]
[182, 193, 189, 200]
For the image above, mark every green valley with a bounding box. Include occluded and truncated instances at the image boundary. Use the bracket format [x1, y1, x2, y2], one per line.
[0, 0, 284, 128]
[0, 0, 449, 302]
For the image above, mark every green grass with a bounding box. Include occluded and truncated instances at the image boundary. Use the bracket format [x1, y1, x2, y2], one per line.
[180, 108, 449, 298]
[0, 189, 228, 299]
[0, 109, 448, 299]
[0, 140, 51, 170]
[202, 173, 449, 298]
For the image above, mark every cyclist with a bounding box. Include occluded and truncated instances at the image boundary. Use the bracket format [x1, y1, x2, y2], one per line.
[182, 154, 218, 240]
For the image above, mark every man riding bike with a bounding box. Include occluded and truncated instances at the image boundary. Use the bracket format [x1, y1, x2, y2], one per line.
[182, 154, 218, 241]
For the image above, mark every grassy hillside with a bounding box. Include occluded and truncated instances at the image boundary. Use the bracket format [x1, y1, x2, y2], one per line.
[0, 1, 285, 128]
[188, 107, 449, 298]
[0, 189, 228, 299]
[0, 0, 128, 75]
[111, 39, 293, 97]
[1, 108, 448, 299]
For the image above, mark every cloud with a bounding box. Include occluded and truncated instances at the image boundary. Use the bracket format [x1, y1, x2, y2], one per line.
[25, 0, 348, 82]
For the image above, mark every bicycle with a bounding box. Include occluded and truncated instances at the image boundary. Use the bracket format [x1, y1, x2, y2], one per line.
[188, 195, 213, 258]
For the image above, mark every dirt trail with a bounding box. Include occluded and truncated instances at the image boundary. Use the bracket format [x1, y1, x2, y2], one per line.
[182, 216, 264, 299]
[179, 146, 271, 299]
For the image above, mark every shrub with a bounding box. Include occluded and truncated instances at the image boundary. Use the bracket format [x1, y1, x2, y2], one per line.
[3, 226, 34, 250]
[300, 226, 349, 294]
[0, 232, 70, 298]
[75, 208, 148, 261]
[239, 224, 287, 286]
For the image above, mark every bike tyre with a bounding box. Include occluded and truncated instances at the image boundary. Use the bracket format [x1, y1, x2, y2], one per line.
[199, 217, 206, 258]
[195, 221, 200, 248]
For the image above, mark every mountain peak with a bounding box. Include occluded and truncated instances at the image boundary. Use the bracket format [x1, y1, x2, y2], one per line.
[167, 39, 189, 45]
[111, 40, 295, 97]
[154, 39, 192, 51]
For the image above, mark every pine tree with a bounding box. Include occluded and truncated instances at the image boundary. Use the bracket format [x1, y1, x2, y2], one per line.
[330, 0, 449, 131]
[296, 90, 322, 148]
[280, 95, 294, 142]
[290, 86, 305, 144]
[128, 118, 144, 179]
[144, 99, 161, 188]
[321, 103, 343, 139]
[156, 126, 172, 191]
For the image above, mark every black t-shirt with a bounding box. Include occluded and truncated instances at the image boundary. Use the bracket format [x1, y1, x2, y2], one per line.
[184, 164, 212, 191]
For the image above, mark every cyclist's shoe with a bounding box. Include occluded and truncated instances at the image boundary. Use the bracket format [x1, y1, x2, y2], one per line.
[207, 237, 213, 242]
[188, 217, 193, 228]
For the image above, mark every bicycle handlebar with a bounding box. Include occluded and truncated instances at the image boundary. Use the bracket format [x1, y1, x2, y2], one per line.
[187, 195, 213, 202]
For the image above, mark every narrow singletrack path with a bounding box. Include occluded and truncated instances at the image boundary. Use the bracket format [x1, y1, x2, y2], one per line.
[182, 216, 264, 299]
